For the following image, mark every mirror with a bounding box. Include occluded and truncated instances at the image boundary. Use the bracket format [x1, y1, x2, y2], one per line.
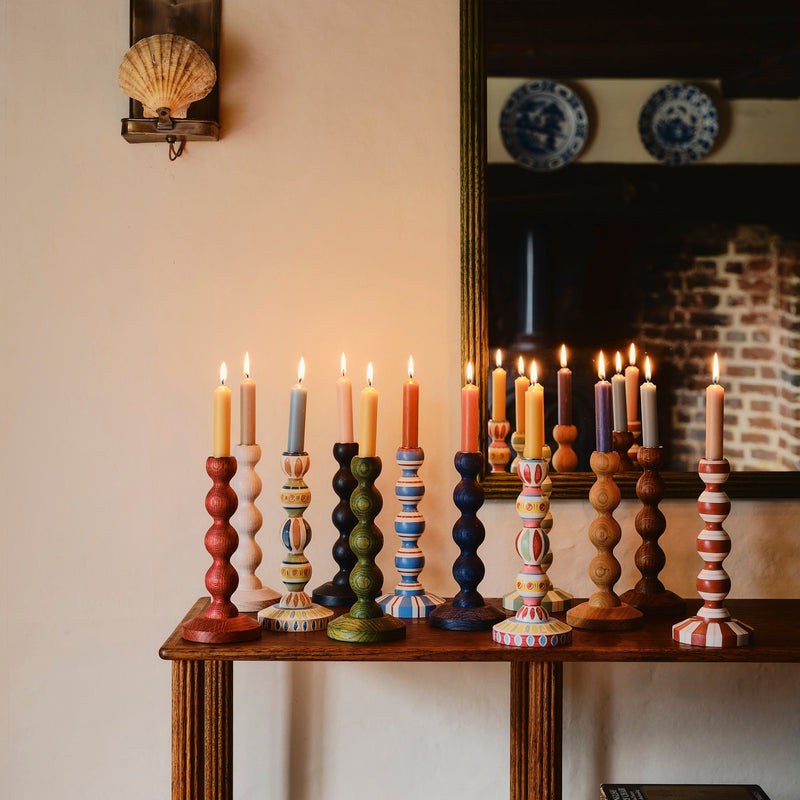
[460, 0, 800, 499]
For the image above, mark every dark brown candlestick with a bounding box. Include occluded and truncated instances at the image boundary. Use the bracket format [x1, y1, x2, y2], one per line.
[612, 430, 634, 471]
[182, 456, 261, 644]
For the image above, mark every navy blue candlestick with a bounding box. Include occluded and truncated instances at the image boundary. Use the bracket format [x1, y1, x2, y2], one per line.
[429, 451, 505, 631]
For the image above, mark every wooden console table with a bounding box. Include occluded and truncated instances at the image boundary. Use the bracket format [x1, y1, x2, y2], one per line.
[160, 599, 800, 800]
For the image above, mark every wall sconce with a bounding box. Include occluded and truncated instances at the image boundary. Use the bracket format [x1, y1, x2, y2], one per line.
[119, 0, 221, 159]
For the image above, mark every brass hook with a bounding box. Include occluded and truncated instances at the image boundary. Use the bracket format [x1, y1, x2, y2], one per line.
[166, 136, 185, 161]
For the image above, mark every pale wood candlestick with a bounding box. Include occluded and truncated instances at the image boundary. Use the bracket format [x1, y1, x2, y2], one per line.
[672, 459, 752, 647]
[551, 424, 578, 473]
[619, 446, 686, 616]
[230, 444, 280, 612]
[182, 456, 261, 644]
[258, 452, 334, 632]
[627, 419, 642, 466]
[488, 419, 512, 472]
[510, 430, 524, 474]
[567, 450, 643, 631]
[612, 430, 635, 471]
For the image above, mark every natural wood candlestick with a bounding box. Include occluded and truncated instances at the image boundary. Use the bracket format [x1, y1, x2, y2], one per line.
[612, 429, 635, 471]
[258, 452, 334, 632]
[620, 446, 686, 616]
[566, 450, 643, 631]
[488, 419, 512, 473]
[627, 419, 642, 466]
[182, 456, 261, 644]
[551, 424, 578, 473]
[429, 451, 505, 631]
[327, 456, 406, 643]
[510, 430, 524, 474]
[672, 459, 752, 647]
[230, 444, 280, 612]
[312, 442, 359, 607]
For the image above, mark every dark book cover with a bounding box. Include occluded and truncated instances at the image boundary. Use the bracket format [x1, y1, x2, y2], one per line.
[600, 784, 771, 800]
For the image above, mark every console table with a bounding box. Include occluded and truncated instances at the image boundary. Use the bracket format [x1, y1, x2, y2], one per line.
[160, 598, 800, 800]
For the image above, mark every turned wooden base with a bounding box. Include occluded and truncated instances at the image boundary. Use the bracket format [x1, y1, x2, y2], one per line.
[619, 588, 686, 617]
[672, 614, 752, 647]
[311, 582, 357, 608]
[258, 602, 333, 633]
[429, 600, 507, 631]
[326, 611, 406, 643]
[182, 613, 261, 643]
[566, 600, 643, 631]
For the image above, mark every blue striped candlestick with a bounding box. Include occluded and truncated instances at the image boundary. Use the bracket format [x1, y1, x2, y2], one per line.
[378, 447, 444, 618]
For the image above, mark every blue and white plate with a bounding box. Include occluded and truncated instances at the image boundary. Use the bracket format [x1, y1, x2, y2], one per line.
[638, 83, 719, 165]
[499, 80, 588, 171]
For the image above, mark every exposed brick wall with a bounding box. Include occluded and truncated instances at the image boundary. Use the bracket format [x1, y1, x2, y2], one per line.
[637, 225, 800, 471]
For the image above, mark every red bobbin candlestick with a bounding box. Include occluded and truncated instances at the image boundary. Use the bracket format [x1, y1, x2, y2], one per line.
[182, 456, 262, 643]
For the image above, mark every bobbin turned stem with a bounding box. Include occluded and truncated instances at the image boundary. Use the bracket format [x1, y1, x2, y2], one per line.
[488, 419, 512, 473]
[551, 424, 578, 473]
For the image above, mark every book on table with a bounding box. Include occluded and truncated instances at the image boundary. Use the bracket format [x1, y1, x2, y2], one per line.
[600, 785, 771, 800]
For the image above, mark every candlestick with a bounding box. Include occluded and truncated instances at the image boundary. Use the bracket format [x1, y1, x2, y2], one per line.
[401, 356, 419, 449]
[594, 353, 613, 454]
[240, 353, 256, 446]
[461, 362, 479, 453]
[327, 456, 406, 642]
[258, 452, 334, 632]
[552, 424, 578, 472]
[337, 353, 354, 443]
[706, 353, 724, 460]
[619, 446, 686, 616]
[287, 358, 307, 454]
[213, 362, 231, 458]
[557, 344, 572, 426]
[488, 418, 512, 472]
[510, 431, 525, 473]
[672, 459, 752, 647]
[230, 443, 280, 611]
[566, 450, 643, 631]
[378, 446, 444, 618]
[625, 344, 641, 464]
[492, 349, 507, 422]
[640, 356, 659, 449]
[182, 456, 261, 643]
[359, 362, 378, 457]
[613, 430, 635, 471]
[429, 452, 505, 631]
[523, 362, 544, 459]
[493, 456, 572, 647]
[611, 351, 628, 432]
[311, 441, 359, 607]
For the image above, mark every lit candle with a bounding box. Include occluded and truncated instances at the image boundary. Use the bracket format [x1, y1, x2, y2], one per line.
[359, 362, 378, 457]
[240, 352, 256, 446]
[287, 358, 307, 453]
[402, 355, 419, 449]
[514, 356, 529, 434]
[611, 351, 628, 432]
[706, 353, 724, 460]
[640, 356, 659, 448]
[625, 343, 640, 426]
[523, 361, 544, 459]
[213, 362, 231, 457]
[594, 352, 613, 453]
[557, 344, 572, 425]
[491, 349, 506, 422]
[461, 361, 479, 452]
[336, 352, 354, 443]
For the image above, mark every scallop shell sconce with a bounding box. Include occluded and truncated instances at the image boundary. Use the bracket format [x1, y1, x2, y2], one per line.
[119, 34, 216, 120]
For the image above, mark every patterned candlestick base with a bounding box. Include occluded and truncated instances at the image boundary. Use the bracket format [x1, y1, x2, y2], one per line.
[312, 442, 359, 607]
[378, 447, 445, 618]
[672, 459, 752, 647]
[327, 456, 406, 643]
[258, 452, 334, 633]
[613, 430, 635, 471]
[567, 451, 643, 631]
[627, 420, 642, 467]
[620, 447, 686, 617]
[510, 431, 525, 473]
[429, 452, 505, 631]
[493, 458, 572, 648]
[230, 444, 280, 612]
[551, 424, 578, 473]
[183, 456, 262, 644]
[488, 419, 512, 473]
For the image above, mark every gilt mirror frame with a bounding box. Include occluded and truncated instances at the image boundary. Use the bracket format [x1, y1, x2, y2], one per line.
[459, 0, 800, 499]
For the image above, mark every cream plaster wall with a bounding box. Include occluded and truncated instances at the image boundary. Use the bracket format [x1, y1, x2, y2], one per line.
[1, 3, 798, 800]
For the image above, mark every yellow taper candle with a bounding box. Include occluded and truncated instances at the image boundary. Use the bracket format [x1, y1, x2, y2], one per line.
[213, 361, 231, 457]
[514, 356, 530, 434]
[359, 362, 378, 457]
[523, 361, 544, 459]
[491, 349, 506, 422]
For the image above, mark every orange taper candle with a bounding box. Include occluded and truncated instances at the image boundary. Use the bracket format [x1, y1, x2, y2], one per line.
[461, 361, 479, 452]
[401, 356, 419, 448]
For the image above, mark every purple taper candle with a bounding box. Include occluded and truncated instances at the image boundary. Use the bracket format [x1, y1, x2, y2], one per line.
[594, 351, 613, 453]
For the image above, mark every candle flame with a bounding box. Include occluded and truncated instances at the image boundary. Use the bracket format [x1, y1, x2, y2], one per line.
[219, 361, 227, 386]
[629, 343, 636, 366]
[298, 357, 305, 384]
[495, 349, 502, 368]
[598, 351, 606, 381]
[615, 351, 623, 374]
[531, 360, 539, 385]
[367, 361, 374, 387]
[645, 355, 652, 382]
[467, 361, 474, 384]
[560, 344, 567, 369]
[243, 352, 250, 379]
[408, 355, 414, 379]
[518, 355, 525, 376]
[341, 352, 346, 377]
[713, 352, 720, 384]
